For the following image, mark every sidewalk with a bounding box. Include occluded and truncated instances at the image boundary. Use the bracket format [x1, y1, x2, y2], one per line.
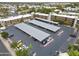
[0, 35, 16, 56]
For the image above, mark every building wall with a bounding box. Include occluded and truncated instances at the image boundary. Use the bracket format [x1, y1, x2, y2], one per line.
[34, 14, 48, 20]
[51, 15, 75, 26]
[0, 16, 32, 27]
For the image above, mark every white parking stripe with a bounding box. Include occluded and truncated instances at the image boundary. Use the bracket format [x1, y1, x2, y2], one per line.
[43, 39, 54, 47]
[57, 30, 64, 36]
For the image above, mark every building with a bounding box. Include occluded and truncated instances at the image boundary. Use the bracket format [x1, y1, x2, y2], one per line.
[33, 12, 78, 28]
[64, 7, 79, 12]
[34, 13, 49, 20]
[59, 12, 79, 16]
[51, 13, 78, 27]
[0, 12, 79, 28]
[0, 14, 32, 27]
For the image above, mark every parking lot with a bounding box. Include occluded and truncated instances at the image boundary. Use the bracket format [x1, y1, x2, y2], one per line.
[4, 22, 76, 56]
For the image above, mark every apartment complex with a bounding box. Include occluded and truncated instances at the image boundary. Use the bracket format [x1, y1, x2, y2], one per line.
[0, 14, 32, 27]
[0, 12, 79, 28]
[33, 12, 78, 27]
[51, 13, 78, 27]
[34, 13, 49, 20]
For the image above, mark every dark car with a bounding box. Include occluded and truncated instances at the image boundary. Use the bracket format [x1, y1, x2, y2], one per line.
[8, 34, 14, 38]
[70, 33, 77, 38]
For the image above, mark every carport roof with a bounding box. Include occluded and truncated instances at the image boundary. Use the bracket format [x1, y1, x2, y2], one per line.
[15, 23, 50, 42]
[29, 20, 61, 32]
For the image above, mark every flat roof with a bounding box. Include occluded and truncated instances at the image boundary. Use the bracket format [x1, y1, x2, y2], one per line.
[15, 23, 50, 42]
[52, 13, 77, 19]
[35, 13, 48, 16]
[29, 20, 61, 32]
[0, 14, 31, 21]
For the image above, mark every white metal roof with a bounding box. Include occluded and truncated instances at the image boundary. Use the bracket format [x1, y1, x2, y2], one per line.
[0, 14, 32, 21]
[29, 20, 61, 32]
[15, 23, 50, 42]
[35, 13, 48, 16]
[52, 13, 78, 19]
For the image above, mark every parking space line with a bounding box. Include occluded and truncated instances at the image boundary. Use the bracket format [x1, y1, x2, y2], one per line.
[57, 30, 64, 36]
[43, 39, 54, 47]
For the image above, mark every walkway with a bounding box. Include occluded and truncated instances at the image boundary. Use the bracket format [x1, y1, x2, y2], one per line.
[0, 35, 16, 56]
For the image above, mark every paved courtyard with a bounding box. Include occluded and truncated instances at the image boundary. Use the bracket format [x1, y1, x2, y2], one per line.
[4, 22, 77, 56]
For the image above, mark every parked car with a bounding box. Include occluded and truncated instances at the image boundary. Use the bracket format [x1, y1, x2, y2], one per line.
[70, 33, 77, 38]
[8, 34, 14, 38]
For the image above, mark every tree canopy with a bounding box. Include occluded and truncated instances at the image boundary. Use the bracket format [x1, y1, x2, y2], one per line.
[1, 32, 9, 39]
[68, 43, 79, 56]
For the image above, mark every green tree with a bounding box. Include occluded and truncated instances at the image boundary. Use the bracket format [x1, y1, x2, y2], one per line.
[15, 43, 32, 56]
[1, 32, 9, 39]
[68, 49, 79, 56]
[56, 4, 64, 11]
[16, 5, 29, 14]
[36, 7, 53, 14]
[68, 44, 79, 56]
[16, 48, 29, 56]
[28, 7, 36, 13]
[11, 40, 18, 49]
[11, 40, 23, 49]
